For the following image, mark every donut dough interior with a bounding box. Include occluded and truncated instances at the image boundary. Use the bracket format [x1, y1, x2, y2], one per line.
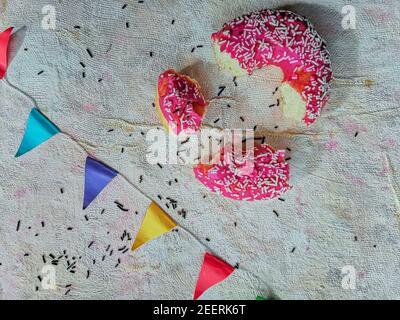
[213, 43, 307, 123]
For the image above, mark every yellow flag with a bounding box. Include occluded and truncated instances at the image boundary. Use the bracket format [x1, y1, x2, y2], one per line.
[132, 202, 177, 250]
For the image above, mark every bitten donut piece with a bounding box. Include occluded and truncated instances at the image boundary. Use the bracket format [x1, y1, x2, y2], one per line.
[156, 70, 208, 135]
[212, 9, 332, 125]
[194, 144, 291, 201]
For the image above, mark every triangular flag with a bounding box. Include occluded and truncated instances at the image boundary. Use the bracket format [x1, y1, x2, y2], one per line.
[194, 252, 235, 300]
[256, 295, 266, 300]
[15, 108, 60, 157]
[132, 201, 176, 250]
[83, 156, 118, 209]
[0, 27, 13, 79]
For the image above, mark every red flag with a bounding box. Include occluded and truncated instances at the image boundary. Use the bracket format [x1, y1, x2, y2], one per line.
[194, 252, 234, 300]
[0, 27, 13, 79]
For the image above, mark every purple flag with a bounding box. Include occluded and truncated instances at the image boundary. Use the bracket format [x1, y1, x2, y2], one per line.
[83, 156, 118, 209]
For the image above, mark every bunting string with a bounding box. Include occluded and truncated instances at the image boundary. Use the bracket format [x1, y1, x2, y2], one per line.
[3, 39, 269, 299]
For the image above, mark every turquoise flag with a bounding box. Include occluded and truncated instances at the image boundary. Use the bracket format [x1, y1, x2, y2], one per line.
[15, 108, 60, 157]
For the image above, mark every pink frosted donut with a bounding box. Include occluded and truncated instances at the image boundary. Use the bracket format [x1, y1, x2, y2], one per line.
[156, 70, 208, 135]
[212, 9, 332, 125]
[193, 144, 291, 201]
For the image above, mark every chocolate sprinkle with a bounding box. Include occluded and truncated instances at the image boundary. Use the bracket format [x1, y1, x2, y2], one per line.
[86, 48, 93, 58]
[217, 86, 226, 96]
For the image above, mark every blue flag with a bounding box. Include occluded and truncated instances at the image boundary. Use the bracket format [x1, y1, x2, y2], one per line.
[15, 108, 60, 157]
[83, 156, 118, 209]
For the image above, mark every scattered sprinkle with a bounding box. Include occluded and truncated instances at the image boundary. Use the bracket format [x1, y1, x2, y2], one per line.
[217, 86, 226, 96]
[233, 76, 238, 86]
[114, 201, 129, 212]
[86, 48, 93, 58]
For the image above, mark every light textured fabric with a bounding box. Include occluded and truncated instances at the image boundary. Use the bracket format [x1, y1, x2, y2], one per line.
[0, 0, 399, 299]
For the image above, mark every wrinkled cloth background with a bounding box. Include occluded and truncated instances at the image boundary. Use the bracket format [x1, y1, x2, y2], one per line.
[0, 0, 399, 300]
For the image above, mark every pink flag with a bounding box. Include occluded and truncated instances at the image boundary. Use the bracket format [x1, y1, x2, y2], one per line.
[0, 27, 13, 79]
[194, 252, 234, 300]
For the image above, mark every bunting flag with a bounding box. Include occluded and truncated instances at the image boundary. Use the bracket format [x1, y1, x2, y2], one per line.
[132, 201, 176, 250]
[0, 27, 13, 79]
[194, 252, 235, 300]
[83, 156, 118, 209]
[15, 108, 60, 158]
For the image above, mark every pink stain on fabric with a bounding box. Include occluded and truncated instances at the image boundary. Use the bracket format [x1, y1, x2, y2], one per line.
[379, 137, 397, 149]
[343, 119, 367, 135]
[81, 103, 97, 112]
[324, 139, 339, 151]
[343, 172, 367, 186]
[14, 189, 27, 198]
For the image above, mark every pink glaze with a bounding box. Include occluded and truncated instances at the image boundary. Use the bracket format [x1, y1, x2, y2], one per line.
[212, 9, 332, 125]
[157, 70, 207, 135]
[194, 144, 291, 201]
